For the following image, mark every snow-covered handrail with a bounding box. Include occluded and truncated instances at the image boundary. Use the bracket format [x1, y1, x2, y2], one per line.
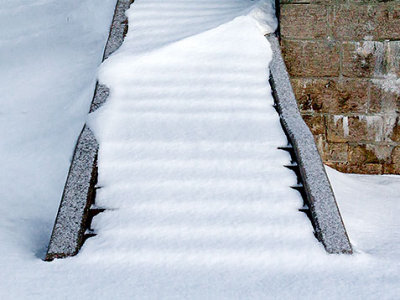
[266, 34, 352, 254]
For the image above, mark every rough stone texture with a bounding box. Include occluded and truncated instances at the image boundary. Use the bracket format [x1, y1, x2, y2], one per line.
[46, 0, 132, 260]
[90, 83, 110, 113]
[267, 34, 352, 254]
[342, 41, 385, 78]
[46, 126, 98, 260]
[293, 78, 369, 114]
[102, 0, 132, 61]
[280, 0, 400, 174]
[281, 39, 305, 77]
[384, 146, 400, 173]
[280, 4, 328, 39]
[303, 41, 341, 77]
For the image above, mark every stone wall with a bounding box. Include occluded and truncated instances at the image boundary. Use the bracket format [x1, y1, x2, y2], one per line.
[279, 0, 400, 174]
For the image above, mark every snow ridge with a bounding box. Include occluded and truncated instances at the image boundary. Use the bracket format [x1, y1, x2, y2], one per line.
[98, 0, 277, 62]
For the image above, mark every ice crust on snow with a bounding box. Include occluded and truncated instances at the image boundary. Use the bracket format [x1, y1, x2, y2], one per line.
[1, 0, 400, 299]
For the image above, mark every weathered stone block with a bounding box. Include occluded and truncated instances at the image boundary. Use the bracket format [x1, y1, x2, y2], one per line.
[302, 113, 326, 135]
[342, 41, 385, 78]
[292, 79, 324, 112]
[369, 83, 383, 113]
[313, 133, 328, 160]
[383, 146, 400, 174]
[348, 144, 392, 164]
[391, 146, 400, 164]
[281, 4, 328, 39]
[348, 115, 383, 142]
[326, 115, 349, 142]
[326, 142, 349, 163]
[279, 0, 400, 174]
[349, 163, 383, 174]
[280, 0, 310, 3]
[281, 39, 305, 77]
[330, 162, 383, 174]
[303, 41, 340, 77]
[386, 41, 400, 77]
[389, 5, 400, 40]
[335, 79, 369, 113]
[326, 115, 384, 143]
[369, 83, 400, 113]
[332, 4, 390, 40]
[383, 163, 400, 174]
[293, 78, 368, 113]
[348, 0, 392, 3]
[388, 115, 400, 142]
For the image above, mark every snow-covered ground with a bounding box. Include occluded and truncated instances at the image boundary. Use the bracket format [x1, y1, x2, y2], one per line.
[0, 0, 399, 299]
[0, 0, 117, 259]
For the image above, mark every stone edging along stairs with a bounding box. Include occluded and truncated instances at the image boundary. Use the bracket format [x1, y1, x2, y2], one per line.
[45, 0, 133, 261]
[45, 5, 352, 260]
[267, 34, 352, 254]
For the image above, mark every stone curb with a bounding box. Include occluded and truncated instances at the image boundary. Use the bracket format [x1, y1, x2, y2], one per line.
[45, 0, 132, 261]
[266, 34, 353, 254]
[45, 126, 98, 260]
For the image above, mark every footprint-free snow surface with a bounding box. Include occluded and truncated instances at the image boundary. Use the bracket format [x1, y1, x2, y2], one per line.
[2, 0, 400, 299]
[88, 0, 321, 267]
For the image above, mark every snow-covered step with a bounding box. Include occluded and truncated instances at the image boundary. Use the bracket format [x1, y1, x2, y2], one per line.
[117, 0, 261, 55]
[81, 0, 325, 266]
[85, 247, 315, 268]
[93, 200, 301, 216]
[114, 99, 274, 112]
[99, 159, 291, 181]
[95, 183, 301, 210]
[96, 117, 285, 143]
[99, 141, 287, 161]
[48, 0, 350, 262]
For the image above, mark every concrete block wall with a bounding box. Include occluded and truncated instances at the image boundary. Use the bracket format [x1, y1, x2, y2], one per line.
[279, 0, 400, 174]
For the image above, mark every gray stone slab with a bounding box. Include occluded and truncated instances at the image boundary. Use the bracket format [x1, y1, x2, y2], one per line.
[266, 34, 353, 254]
[45, 0, 132, 260]
[90, 83, 110, 113]
[103, 0, 132, 61]
[46, 126, 98, 260]
[90, 0, 131, 113]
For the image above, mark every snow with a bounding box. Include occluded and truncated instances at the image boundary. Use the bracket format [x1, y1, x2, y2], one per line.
[88, 0, 317, 268]
[1, 0, 400, 299]
[326, 167, 400, 261]
[0, 0, 116, 267]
